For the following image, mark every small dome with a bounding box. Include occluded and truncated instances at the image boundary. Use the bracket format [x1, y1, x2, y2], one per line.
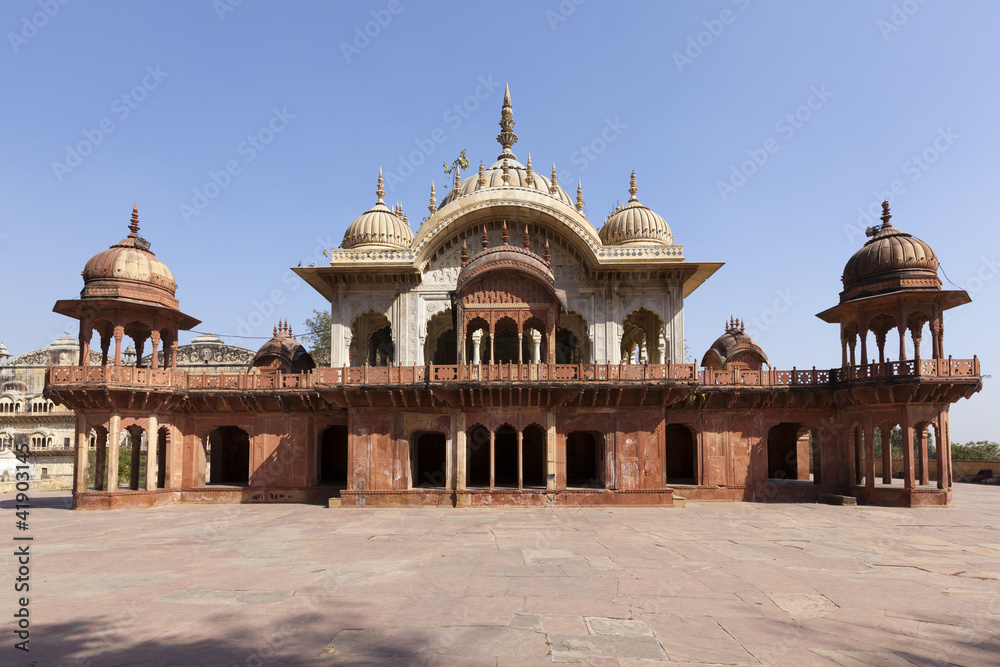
[191, 333, 225, 345]
[342, 169, 414, 250]
[80, 204, 178, 307]
[438, 156, 575, 208]
[599, 172, 673, 245]
[250, 320, 316, 374]
[841, 202, 940, 301]
[701, 318, 769, 371]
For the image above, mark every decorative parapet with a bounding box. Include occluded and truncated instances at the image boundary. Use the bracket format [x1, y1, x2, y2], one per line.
[327, 248, 415, 264]
[595, 244, 684, 261]
[46, 357, 980, 392]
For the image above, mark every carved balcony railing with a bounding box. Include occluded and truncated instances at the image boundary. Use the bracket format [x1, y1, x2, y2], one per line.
[46, 356, 979, 392]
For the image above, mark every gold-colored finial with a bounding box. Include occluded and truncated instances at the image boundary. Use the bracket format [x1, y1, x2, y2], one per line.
[525, 154, 534, 186]
[576, 181, 585, 215]
[628, 171, 638, 203]
[477, 162, 486, 187]
[376, 167, 385, 205]
[428, 182, 437, 215]
[550, 163, 558, 194]
[496, 83, 518, 160]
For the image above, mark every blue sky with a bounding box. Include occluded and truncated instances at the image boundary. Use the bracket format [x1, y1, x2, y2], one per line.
[2, 1, 997, 441]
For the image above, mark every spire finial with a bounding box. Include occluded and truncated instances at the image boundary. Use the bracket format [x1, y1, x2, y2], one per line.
[525, 154, 534, 186]
[453, 165, 461, 192]
[129, 201, 140, 237]
[477, 161, 486, 187]
[376, 168, 385, 205]
[544, 239, 551, 264]
[274, 323, 278, 337]
[523, 224, 530, 250]
[496, 83, 518, 160]
[428, 181, 437, 215]
[550, 163, 558, 194]
[501, 220, 509, 245]
[461, 239, 468, 267]
[628, 171, 638, 203]
[501, 158, 510, 185]
[576, 181, 585, 215]
[482, 225, 489, 250]
[881, 200, 892, 227]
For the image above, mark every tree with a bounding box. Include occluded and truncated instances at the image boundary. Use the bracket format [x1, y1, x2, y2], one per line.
[442, 149, 469, 177]
[951, 440, 1000, 461]
[301, 309, 331, 366]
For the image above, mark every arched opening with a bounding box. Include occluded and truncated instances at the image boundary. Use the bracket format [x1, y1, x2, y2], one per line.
[767, 423, 809, 481]
[851, 424, 864, 485]
[466, 425, 491, 487]
[522, 424, 546, 488]
[208, 426, 250, 485]
[411, 431, 447, 488]
[915, 422, 936, 486]
[873, 424, 901, 484]
[556, 311, 590, 363]
[318, 425, 348, 487]
[122, 425, 146, 490]
[349, 311, 393, 366]
[493, 318, 519, 364]
[665, 424, 696, 484]
[621, 307, 665, 364]
[466, 317, 490, 364]
[494, 424, 519, 487]
[90, 426, 109, 491]
[431, 328, 457, 364]
[156, 427, 168, 489]
[566, 430, 602, 488]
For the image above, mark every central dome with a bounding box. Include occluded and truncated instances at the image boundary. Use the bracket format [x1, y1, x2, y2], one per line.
[80, 204, 179, 308]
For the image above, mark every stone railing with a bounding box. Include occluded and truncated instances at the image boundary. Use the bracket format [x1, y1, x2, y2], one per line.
[46, 356, 979, 392]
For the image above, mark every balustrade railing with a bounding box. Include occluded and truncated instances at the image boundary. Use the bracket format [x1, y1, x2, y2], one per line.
[46, 355, 980, 391]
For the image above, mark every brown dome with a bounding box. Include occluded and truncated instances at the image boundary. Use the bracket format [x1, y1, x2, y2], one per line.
[701, 318, 768, 371]
[250, 320, 316, 374]
[841, 203, 940, 301]
[80, 204, 179, 309]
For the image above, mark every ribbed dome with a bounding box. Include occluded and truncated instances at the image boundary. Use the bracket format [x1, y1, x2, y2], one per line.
[342, 169, 414, 250]
[250, 320, 315, 374]
[599, 172, 673, 245]
[80, 204, 178, 307]
[841, 202, 940, 301]
[701, 317, 769, 371]
[439, 157, 574, 208]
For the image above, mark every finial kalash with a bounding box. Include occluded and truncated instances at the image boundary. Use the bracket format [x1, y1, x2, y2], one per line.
[550, 163, 558, 194]
[496, 82, 518, 160]
[428, 182, 437, 215]
[461, 240, 468, 268]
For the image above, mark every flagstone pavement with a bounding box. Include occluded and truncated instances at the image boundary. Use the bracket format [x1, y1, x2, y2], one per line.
[3, 485, 999, 666]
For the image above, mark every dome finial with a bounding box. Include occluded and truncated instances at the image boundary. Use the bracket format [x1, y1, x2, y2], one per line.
[544, 239, 551, 264]
[453, 165, 461, 193]
[523, 224, 531, 250]
[525, 154, 534, 186]
[477, 162, 486, 187]
[129, 201, 140, 237]
[881, 200, 892, 228]
[461, 239, 468, 267]
[550, 163, 558, 194]
[501, 220, 509, 245]
[576, 181, 585, 215]
[628, 171, 638, 203]
[428, 181, 437, 215]
[496, 83, 518, 160]
[376, 167, 385, 205]
[482, 225, 489, 250]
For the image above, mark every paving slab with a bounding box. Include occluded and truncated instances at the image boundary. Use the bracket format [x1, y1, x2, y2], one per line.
[4, 484, 1000, 664]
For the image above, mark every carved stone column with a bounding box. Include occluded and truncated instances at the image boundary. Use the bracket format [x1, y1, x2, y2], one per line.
[107, 414, 121, 492]
[530, 330, 541, 364]
[146, 414, 158, 490]
[471, 330, 482, 365]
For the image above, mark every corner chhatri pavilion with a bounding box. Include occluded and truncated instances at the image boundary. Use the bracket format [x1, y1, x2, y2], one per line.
[45, 87, 981, 509]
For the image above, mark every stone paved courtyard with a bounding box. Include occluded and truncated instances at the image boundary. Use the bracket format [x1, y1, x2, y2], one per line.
[4, 486, 1000, 666]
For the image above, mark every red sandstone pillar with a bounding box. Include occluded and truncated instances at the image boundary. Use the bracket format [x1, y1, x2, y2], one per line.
[150, 332, 161, 370]
[146, 415, 158, 490]
[107, 414, 121, 492]
[113, 326, 124, 366]
[517, 429, 523, 490]
[864, 423, 875, 489]
[489, 429, 495, 490]
[73, 414, 89, 494]
[902, 422, 915, 490]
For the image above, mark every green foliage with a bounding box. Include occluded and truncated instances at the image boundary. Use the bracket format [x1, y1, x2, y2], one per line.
[87, 444, 145, 488]
[951, 440, 1000, 461]
[442, 149, 469, 176]
[301, 309, 331, 366]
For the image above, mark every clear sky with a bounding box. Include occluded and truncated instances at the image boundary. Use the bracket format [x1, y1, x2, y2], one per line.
[2, 1, 997, 442]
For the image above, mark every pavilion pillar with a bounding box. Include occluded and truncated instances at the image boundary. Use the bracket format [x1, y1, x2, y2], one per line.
[530, 330, 541, 364]
[150, 331, 161, 370]
[860, 330, 868, 368]
[918, 425, 929, 486]
[107, 414, 121, 492]
[100, 333, 111, 366]
[79, 328, 91, 367]
[489, 429, 495, 490]
[134, 337, 146, 368]
[911, 329, 922, 368]
[546, 410, 557, 492]
[880, 425, 892, 484]
[73, 414, 89, 494]
[864, 422, 875, 489]
[471, 330, 482, 365]
[455, 413, 466, 490]
[170, 340, 178, 372]
[902, 420, 915, 490]
[113, 326, 124, 366]
[517, 428, 523, 491]
[94, 431, 107, 491]
[517, 331, 523, 364]
[941, 412, 953, 489]
[489, 325, 495, 365]
[897, 325, 906, 362]
[841, 331, 849, 368]
[145, 414, 158, 490]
